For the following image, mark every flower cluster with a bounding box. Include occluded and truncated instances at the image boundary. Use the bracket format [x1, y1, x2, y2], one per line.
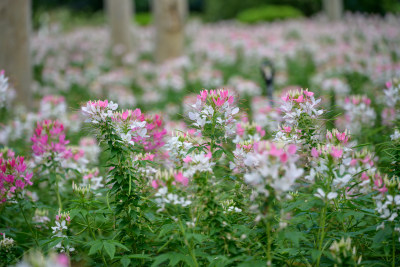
[188, 89, 239, 138]
[81, 100, 118, 124]
[280, 89, 323, 127]
[244, 141, 303, 216]
[0, 148, 33, 203]
[137, 113, 167, 152]
[0, 233, 15, 250]
[151, 169, 192, 212]
[111, 108, 148, 146]
[275, 89, 323, 146]
[228, 76, 261, 96]
[321, 77, 350, 95]
[381, 80, 400, 126]
[251, 96, 281, 133]
[233, 121, 266, 144]
[374, 177, 400, 224]
[51, 211, 75, 253]
[182, 151, 215, 178]
[329, 237, 362, 266]
[0, 70, 16, 110]
[230, 141, 254, 173]
[31, 120, 72, 166]
[15, 250, 69, 267]
[164, 131, 194, 165]
[81, 168, 103, 190]
[340, 95, 376, 135]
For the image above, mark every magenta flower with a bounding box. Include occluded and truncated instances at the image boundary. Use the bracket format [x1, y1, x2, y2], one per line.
[0, 149, 33, 203]
[31, 120, 72, 162]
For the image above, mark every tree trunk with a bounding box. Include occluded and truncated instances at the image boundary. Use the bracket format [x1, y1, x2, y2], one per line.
[153, 0, 186, 63]
[105, 0, 134, 56]
[0, 0, 32, 109]
[323, 0, 343, 21]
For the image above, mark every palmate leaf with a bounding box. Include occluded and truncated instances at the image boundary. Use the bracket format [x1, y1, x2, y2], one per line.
[151, 252, 194, 267]
[103, 241, 116, 259]
[88, 240, 103, 256]
[284, 231, 307, 247]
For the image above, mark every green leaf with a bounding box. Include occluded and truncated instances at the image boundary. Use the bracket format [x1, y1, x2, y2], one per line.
[151, 254, 170, 267]
[158, 224, 176, 238]
[121, 256, 130, 267]
[168, 252, 189, 266]
[103, 241, 116, 259]
[88, 240, 103, 256]
[111, 240, 130, 251]
[372, 226, 392, 248]
[284, 231, 306, 247]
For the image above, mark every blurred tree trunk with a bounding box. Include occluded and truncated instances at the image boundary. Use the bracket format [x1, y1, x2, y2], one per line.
[153, 0, 187, 63]
[0, 0, 32, 109]
[323, 0, 343, 21]
[105, 0, 134, 56]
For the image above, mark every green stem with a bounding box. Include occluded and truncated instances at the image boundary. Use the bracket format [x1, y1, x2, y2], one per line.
[210, 112, 217, 155]
[18, 201, 39, 247]
[178, 218, 199, 267]
[265, 219, 272, 266]
[55, 174, 62, 210]
[392, 224, 396, 267]
[316, 205, 327, 266]
[85, 209, 108, 266]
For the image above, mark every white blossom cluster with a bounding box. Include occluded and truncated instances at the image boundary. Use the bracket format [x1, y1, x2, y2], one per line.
[183, 152, 215, 178]
[279, 89, 323, 128]
[81, 100, 118, 124]
[0, 233, 15, 249]
[383, 81, 400, 108]
[228, 76, 261, 96]
[51, 218, 75, 253]
[244, 142, 303, 203]
[0, 70, 16, 110]
[164, 132, 194, 164]
[154, 187, 192, 213]
[321, 77, 350, 95]
[340, 95, 376, 135]
[188, 89, 239, 138]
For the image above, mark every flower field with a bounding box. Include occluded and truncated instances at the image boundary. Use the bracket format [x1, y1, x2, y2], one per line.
[1, 14, 400, 266]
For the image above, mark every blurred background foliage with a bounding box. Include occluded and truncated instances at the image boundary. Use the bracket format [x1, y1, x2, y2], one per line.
[32, 0, 400, 29]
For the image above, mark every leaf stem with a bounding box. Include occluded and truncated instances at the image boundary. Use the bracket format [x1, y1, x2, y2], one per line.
[18, 200, 39, 247]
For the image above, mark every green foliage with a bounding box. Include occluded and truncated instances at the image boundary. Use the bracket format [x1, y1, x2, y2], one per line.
[237, 5, 303, 24]
[135, 13, 152, 26]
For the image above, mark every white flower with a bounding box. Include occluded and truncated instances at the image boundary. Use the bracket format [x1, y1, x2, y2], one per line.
[314, 188, 338, 200]
[391, 129, 400, 141]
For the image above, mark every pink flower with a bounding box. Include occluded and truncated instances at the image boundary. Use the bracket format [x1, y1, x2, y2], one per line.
[237, 123, 245, 136]
[330, 147, 343, 159]
[287, 144, 297, 155]
[56, 254, 69, 266]
[350, 159, 358, 166]
[311, 147, 320, 158]
[269, 144, 283, 157]
[213, 97, 224, 107]
[295, 95, 304, 103]
[174, 172, 189, 186]
[151, 180, 159, 189]
[304, 90, 314, 97]
[283, 126, 291, 133]
[183, 156, 192, 163]
[361, 172, 369, 181]
[280, 153, 288, 163]
[0, 149, 33, 203]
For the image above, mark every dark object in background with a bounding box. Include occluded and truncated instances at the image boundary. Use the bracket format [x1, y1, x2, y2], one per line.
[261, 60, 275, 105]
[32, 0, 203, 14]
